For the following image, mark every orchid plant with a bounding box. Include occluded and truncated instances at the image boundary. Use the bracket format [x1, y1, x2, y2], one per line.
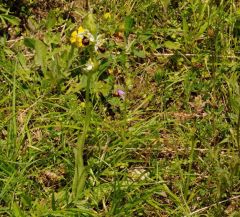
[70, 11, 126, 202]
[70, 13, 102, 201]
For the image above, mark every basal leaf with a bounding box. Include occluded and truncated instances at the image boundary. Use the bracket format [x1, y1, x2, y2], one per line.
[133, 49, 146, 58]
[34, 39, 47, 73]
[164, 41, 180, 50]
[0, 14, 20, 26]
[24, 38, 36, 49]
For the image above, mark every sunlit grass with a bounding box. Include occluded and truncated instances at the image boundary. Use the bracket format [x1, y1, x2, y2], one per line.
[0, 0, 240, 216]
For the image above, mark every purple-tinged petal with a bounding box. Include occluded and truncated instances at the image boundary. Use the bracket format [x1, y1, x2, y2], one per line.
[117, 89, 125, 96]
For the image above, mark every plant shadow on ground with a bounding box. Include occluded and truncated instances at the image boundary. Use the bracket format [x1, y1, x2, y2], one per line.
[0, 0, 240, 216]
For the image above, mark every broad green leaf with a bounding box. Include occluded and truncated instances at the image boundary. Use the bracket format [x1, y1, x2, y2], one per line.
[0, 14, 20, 25]
[34, 39, 47, 73]
[0, 7, 8, 13]
[133, 49, 146, 58]
[83, 13, 97, 36]
[46, 11, 57, 30]
[24, 38, 36, 49]
[164, 41, 180, 50]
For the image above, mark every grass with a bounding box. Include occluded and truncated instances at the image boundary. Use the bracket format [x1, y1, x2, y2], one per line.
[0, 0, 240, 216]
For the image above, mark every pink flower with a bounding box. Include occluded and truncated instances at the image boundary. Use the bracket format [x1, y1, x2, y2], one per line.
[117, 89, 125, 99]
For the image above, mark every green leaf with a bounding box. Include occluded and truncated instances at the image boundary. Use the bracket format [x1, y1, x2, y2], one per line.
[12, 202, 24, 217]
[182, 16, 189, 34]
[133, 49, 146, 58]
[164, 41, 180, 50]
[182, 16, 189, 43]
[46, 11, 57, 30]
[20, 193, 32, 208]
[108, 97, 122, 107]
[51, 191, 56, 211]
[161, 0, 170, 12]
[94, 81, 111, 97]
[34, 39, 47, 73]
[197, 22, 208, 38]
[124, 16, 134, 37]
[24, 38, 36, 49]
[83, 13, 97, 36]
[0, 14, 20, 25]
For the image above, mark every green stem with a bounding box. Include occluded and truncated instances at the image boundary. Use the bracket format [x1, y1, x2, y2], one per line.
[184, 134, 196, 199]
[12, 62, 17, 158]
[237, 108, 240, 157]
[210, 29, 218, 145]
[72, 73, 92, 201]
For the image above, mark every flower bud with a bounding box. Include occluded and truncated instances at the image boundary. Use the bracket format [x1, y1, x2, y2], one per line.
[84, 58, 99, 73]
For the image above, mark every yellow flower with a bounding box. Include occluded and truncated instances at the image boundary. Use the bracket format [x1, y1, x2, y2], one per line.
[76, 39, 83, 47]
[70, 31, 77, 43]
[103, 12, 111, 19]
[78, 26, 85, 34]
[70, 29, 83, 47]
[70, 26, 94, 48]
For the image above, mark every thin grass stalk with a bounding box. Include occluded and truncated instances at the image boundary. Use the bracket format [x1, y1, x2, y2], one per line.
[12, 62, 17, 158]
[237, 108, 240, 156]
[184, 135, 196, 199]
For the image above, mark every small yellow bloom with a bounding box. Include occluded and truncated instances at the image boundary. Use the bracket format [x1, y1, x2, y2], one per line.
[70, 26, 94, 48]
[70, 31, 77, 43]
[78, 26, 85, 34]
[76, 39, 83, 47]
[103, 12, 111, 19]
